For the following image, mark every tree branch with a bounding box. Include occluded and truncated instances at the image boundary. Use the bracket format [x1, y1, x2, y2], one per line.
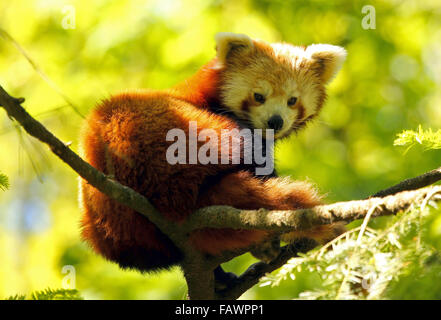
[213, 185, 441, 299]
[372, 167, 441, 198]
[184, 186, 441, 234]
[215, 239, 318, 300]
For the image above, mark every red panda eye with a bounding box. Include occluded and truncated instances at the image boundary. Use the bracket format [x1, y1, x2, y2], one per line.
[288, 97, 298, 106]
[254, 93, 265, 104]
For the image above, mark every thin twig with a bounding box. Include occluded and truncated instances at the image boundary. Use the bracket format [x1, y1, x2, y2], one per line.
[0, 28, 85, 118]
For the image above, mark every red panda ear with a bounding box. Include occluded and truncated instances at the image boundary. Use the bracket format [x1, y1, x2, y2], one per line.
[214, 32, 254, 66]
[306, 44, 347, 84]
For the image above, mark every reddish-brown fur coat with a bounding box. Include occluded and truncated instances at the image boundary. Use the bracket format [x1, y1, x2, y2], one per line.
[79, 38, 343, 272]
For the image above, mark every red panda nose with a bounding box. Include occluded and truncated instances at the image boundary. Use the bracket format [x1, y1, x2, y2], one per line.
[267, 115, 284, 132]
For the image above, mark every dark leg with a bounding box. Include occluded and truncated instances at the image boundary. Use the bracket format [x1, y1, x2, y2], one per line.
[214, 265, 239, 291]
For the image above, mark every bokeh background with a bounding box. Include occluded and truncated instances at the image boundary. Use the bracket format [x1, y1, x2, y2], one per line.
[1, 0, 441, 299]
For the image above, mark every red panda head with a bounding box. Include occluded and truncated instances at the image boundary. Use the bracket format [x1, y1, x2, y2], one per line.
[214, 32, 346, 139]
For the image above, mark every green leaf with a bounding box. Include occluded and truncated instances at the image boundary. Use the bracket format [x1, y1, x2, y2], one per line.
[0, 172, 9, 191]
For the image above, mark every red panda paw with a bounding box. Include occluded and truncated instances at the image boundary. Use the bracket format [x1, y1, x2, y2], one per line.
[250, 238, 281, 263]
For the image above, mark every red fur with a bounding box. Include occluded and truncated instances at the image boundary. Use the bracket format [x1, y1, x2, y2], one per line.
[79, 58, 324, 272]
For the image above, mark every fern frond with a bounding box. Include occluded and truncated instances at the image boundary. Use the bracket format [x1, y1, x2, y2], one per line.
[394, 125, 441, 152]
[30, 288, 83, 300]
[261, 192, 441, 300]
[6, 288, 83, 300]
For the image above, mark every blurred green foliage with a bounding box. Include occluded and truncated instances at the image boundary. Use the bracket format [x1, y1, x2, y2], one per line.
[1, 0, 441, 299]
[6, 288, 83, 300]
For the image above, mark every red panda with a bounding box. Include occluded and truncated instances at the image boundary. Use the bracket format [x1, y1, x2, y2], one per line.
[79, 33, 347, 272]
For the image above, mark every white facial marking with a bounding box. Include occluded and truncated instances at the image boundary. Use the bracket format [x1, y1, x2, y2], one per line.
[220, 38, 346, 139]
